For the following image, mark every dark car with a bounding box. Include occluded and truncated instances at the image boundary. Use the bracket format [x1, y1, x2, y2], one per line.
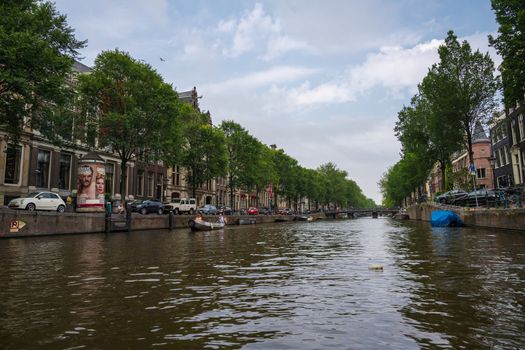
[217, 205, 232, 215]
[198, 204, 218, 215]
[131, 199, 165, 215]
[259, 207, 272, 215]
[462, 189, 505, 207]
[436, 189, 468, 205]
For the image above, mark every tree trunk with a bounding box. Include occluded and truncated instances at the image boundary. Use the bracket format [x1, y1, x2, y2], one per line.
[191, 168, 197, 201]
[466, 130, 474, 169]
[439, 160, 446, 192]
[120, 159, 128, 198]
[229, 174, 235, 211]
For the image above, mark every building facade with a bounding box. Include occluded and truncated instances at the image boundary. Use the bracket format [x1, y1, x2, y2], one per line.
[489, 111, 513, 188]
[507, 105, 525, 185]
[451, 123, 494, 190]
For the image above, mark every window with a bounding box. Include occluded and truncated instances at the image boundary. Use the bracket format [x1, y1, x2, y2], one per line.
[4, 145, 22, 184]
[36, 150, 50, 188]
[504, 145, 510, 165]
[105, 163, 114, 194]
[137, 170, 144, 196]
[147, 172, 154, 197]
[59, 154, 71, 189]
[476, 168, 486, 179]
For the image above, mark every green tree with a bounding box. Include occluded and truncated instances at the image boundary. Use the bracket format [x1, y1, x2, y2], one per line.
[77, 49, 182, 197]
[379, 153, 423, 207]
[181, 117, 227, 200]
[426, 31, 499, 167]
[395, 92, 461, 191]
[271, 148, 298, 208]
[252, 144, 277, 208]
[489, 0, 525, 107]
[317, 162, 348, 209]
[0, 0, 86, 140]
[220, 120, 265, 209]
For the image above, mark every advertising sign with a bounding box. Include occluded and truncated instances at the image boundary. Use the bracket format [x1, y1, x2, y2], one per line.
[76, 159, 105, 211]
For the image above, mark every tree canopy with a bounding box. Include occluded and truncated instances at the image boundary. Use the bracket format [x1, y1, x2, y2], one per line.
[0, 0, 86, 140]
[77, 49, 182, 196]
[489, 0, 525, 107]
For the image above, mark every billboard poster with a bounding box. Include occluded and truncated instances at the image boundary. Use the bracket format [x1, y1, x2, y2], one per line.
[77, 164, 105, 209]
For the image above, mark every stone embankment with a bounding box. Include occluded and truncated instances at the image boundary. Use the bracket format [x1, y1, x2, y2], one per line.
[0, 210, 326, 238]
[407, 203, 525, 231]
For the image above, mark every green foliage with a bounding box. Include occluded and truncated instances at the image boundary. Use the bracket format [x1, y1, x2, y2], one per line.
[489, 0, 525, 107]
[388, 31, 498, 204]
[181, 117, 227, 199]
[428, 31, 499, 164]
[0, 0, 86, 140]
[379, 152, 428, 207]
[77, 49, 182, 196]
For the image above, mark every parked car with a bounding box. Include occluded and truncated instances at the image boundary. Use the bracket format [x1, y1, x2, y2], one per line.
[461, 189, 505, 207]
[217, 205, 233, 215]
[436, 189, 468, 205]
[164, 198, 197, 214]
[247, 207, 259, 215]
[8, 191, 66, 212]
[198, 204, 218, 215]
[278, 208, 293, 215]
[259, 207, 272, 215]
[131, 199, 165, 215]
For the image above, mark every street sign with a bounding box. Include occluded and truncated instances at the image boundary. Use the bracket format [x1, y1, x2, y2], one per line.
[469, 163, 476, 176]
[10, 219, 26, 233]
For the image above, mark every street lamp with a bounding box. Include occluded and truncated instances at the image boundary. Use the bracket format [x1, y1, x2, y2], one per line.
[488, 155, 497, 189]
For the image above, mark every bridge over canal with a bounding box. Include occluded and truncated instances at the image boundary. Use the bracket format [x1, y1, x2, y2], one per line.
[324, 208, 399, 219]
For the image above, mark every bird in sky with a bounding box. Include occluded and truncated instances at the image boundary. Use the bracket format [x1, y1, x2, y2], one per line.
[160, 57, 165, 62]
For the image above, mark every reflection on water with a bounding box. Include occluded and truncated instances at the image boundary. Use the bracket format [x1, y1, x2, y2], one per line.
[1, 219, 525, 349]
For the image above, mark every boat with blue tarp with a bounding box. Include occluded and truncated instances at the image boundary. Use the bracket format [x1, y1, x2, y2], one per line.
[430, 210, 463, 227]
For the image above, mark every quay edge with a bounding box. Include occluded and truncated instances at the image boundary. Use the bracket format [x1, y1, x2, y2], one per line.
[0, 210, 326, 238]
[406, 203, 525, 231]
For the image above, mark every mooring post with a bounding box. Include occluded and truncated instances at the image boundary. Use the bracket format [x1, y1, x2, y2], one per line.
[126, 203, 132, 232]
[105, 202, 112, 233]
[169, 211, 174, 230]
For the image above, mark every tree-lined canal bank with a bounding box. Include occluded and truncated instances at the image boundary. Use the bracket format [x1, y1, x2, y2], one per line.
[2, 218, 525, 349]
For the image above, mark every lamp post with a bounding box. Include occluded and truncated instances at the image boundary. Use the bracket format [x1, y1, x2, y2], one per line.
[488, 155, 497, 189]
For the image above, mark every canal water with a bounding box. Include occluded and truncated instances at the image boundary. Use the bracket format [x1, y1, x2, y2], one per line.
[1, 218, 525, 349]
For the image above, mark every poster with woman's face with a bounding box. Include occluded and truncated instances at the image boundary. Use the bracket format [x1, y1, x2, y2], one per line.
[77, 164, 105, 206]
[95, 165, 105, 200]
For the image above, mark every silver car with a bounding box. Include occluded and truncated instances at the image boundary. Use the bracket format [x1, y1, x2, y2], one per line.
[8, 191, 66, 212]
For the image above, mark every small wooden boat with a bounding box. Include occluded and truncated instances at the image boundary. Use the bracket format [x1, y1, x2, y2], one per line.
[188, 219, 225, 231]
[296, 215, 313, 221]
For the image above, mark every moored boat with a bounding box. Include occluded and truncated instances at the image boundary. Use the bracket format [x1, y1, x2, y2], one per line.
[188, 219, 225, 231]
[296, 215, 313, 221]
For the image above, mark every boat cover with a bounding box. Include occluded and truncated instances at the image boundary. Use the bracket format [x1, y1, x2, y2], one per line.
[430, 210, 463, 227]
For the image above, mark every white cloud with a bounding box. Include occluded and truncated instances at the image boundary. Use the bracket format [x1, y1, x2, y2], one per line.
[203, 66, 318, 93]
[220, 3, 280, 57]
[287, 81, 355, 106]
[348, 40, 442, 94]
[279, 39, 441, 108]
[217, 3, 309, 60]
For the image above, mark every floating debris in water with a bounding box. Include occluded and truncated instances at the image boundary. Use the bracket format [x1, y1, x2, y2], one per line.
[368, 264, 384, 271]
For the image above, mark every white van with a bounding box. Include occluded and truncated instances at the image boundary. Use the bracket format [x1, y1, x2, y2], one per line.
[164, 198, 197, 214]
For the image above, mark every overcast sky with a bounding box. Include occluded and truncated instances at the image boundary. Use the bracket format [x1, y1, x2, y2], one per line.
[53, 0, 500, 203]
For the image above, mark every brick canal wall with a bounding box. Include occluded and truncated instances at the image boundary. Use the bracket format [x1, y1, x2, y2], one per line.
[407, 203, 525, 231]
[0, 210, 324, 238]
